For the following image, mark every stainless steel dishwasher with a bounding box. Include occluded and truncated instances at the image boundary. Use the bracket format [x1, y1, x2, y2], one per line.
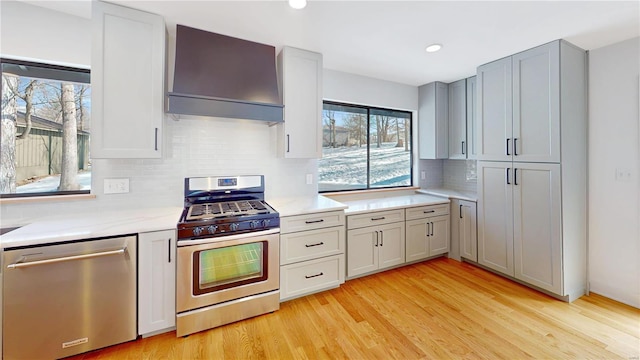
[3, 235, 137, 359]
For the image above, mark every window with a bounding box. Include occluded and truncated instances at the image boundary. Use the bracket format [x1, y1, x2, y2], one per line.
[0, 59, 91, 198]
[319, 101, 412, 192]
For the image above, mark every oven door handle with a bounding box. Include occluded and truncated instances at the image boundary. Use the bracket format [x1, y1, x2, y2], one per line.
[177, 228, 280, 247]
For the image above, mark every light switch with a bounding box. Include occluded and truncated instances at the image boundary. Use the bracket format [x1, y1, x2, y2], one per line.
[104, 178, 130, 194]
[306, 174, 313, 185]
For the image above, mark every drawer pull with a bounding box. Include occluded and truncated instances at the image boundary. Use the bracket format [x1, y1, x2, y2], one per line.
[423, 210, 435, 214]
[305, 219, 325, 224]
[371, 217, 386, 221]
[305, 242, 324, 248]
[305, 272, 324, 279]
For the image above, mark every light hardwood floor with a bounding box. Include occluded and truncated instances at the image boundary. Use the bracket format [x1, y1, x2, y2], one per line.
[71, 258, 640, 359]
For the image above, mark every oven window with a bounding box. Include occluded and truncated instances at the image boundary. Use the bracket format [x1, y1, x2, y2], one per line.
[193, 242, 268, 295]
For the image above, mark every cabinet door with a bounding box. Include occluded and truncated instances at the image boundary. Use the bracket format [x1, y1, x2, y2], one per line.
[513, 163, 562, 294]
[448, 79, 467, 159]
[459, 200, 478, 262]
[418, 82, 449, 159]
[512, 42, 560, 163]
[138, 230, 176, 336]
[477, 57, 512, 162]
[406, 218, 429, 262]
[466, 76, 477, 159]
[92, 1, 165, 158]
[477, 161, 514, 276]
[277, 47, 323, 158]
[347, 227, 378, 278]
[429, 215, 450, 256]
[377, 222, 406, 270]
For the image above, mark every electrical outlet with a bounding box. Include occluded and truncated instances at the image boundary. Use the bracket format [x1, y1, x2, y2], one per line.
[615, 168, 633, 182]
[104, 178, 130, 194]
[421, 171, 426, 180]
[306, 174, 313, 185]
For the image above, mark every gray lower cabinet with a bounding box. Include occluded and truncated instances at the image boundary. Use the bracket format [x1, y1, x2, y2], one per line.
[346, 209, 405, 278]
[405, 204, 450, 262]
[279, 211, 345, 301]
[455, 199, 478, 262]
[138, 229, 176, 337]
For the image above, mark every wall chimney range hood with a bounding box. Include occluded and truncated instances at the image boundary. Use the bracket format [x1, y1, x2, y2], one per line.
[166, 25, 283, 123]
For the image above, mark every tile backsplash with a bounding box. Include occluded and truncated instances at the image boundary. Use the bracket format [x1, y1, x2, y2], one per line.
[0, 116, 317, 226]
[419, 159, 477, 192]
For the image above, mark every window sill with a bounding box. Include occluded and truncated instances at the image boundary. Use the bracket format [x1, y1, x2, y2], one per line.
[322, 186, 420, 198]
[0, 193, 96, 205]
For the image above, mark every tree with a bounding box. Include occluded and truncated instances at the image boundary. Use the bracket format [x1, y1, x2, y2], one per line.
[5, 79, 38, 140]
[1, 75, 17, 193]
[58, 82, 79, 191]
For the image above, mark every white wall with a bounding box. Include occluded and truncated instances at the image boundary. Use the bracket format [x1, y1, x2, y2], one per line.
[588, 36, 640, 308]
[0, 1, 91, 67]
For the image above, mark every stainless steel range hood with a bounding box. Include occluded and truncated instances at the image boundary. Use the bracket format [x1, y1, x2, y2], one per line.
[166, 25, 283, 123]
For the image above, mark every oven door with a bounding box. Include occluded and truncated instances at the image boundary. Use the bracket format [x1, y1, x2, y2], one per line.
[176, 229, 279, 313]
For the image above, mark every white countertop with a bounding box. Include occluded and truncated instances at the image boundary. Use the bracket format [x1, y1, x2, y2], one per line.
[341, 194, 450, 215]
[417, 188, 478, 202]
[268, 195, 348, 217]
[1, 207, 183, 249]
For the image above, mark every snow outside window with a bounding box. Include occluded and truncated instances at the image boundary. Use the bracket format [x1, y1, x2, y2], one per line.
[319, 101, 412, 192]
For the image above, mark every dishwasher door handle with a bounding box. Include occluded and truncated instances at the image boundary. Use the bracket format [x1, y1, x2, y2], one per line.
[7, 247, 127, 269]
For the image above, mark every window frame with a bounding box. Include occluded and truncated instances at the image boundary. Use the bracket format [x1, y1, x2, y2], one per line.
[0, 58, 91, 199]
[319, 100, 413, 193]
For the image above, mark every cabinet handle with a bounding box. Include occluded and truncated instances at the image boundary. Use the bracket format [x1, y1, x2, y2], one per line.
[462, 141, 465, 155]
[374, 231, 379, 247]
[431, 222, 434, 236]
[513, 138, 518, 156]
[459, 204, 463, 219]
[154, 128, 158, 151]
[506, 138, 510, 156]
[380, 231, 384, 246]
[426, 222, 430, 237]
[286, 134, 290, 153]
[305, 242, 324, 248]
[506, 167, 511, 185]
[514, 168, 518, 186]
[168, 238, 171, 263]
[423, 210, 435, 214]
[305, 272, 324, 279]
[371, 217, 386, 221]
[305, 219, 324, 224]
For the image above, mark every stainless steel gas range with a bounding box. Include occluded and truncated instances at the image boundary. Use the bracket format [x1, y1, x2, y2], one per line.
[175, 175, 280, 337]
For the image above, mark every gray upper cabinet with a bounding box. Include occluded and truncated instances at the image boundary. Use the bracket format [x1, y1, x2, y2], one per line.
[477, 41, 561, 163]
[466, 76, 477, 159]
[477, 57, 512, 162]
[276, 47, 323, 159]
[418, 82, 448, 159]
[92, 1, 165, 159]
[448, 79, 466, 159]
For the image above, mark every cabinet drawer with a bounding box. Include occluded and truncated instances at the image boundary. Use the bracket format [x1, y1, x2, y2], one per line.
[347, 209, 405, 229]
[405, 204, 449, 220]
[280, 226, 345, 265]
[280, 254, 345, 301]
[280, 211, 345, 234]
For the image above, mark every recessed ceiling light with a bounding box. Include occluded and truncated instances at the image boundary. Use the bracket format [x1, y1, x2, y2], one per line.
[289, 0, 307, 9]
[425, 44, 442, 53]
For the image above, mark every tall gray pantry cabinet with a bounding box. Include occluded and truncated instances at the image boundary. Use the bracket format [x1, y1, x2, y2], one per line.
[476, 40, 587, 301]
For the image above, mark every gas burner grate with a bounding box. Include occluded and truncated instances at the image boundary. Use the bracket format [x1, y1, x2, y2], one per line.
[186, 200, 270, 221]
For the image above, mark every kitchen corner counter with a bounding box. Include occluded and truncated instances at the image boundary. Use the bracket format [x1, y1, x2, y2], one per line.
[417, 188, 478, 202]
[1, 207, 183, 249]
[339, 194, 450, 215]
[269, 195, 348, 217]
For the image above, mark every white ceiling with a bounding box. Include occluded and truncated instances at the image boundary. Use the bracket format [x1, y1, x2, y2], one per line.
[19, 0, 640, 86]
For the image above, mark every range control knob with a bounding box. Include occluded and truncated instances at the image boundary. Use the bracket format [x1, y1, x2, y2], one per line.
[207, 225, 218, 234]
[250, 220, 261, 229]
[262, 219, 271, 228]
[193, 226, 204, 236]
[229, 223, 240, 232]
